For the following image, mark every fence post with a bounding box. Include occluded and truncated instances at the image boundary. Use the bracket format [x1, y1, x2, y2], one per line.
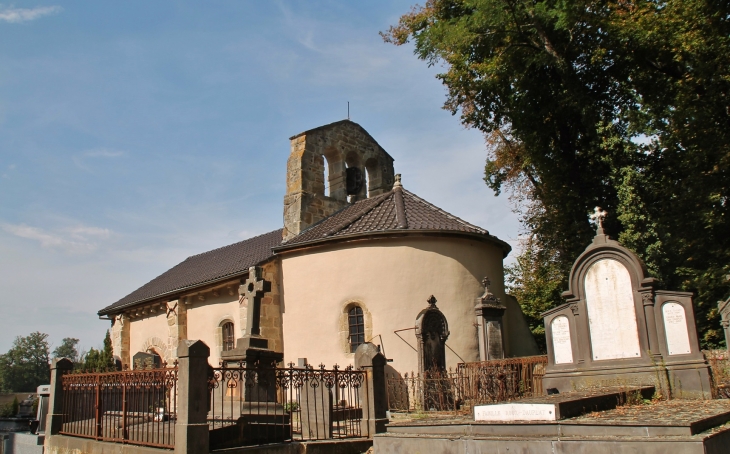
[175, 340, 210, 454]
[355, 343, 388, 437]
[45, 358, 73, 436]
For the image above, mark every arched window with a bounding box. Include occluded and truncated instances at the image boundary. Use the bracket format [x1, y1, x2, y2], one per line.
[222, 322, 235, 352]
[348, 306, 365, 353]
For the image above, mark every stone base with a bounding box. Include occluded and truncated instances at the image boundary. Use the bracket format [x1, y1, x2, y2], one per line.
[221, 337, 283, 366]
[377, 402, 730, 454]
[543, 361, 713, 399]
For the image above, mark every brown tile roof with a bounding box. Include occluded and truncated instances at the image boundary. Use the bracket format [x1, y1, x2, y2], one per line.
[98, 229, 283, 315]
[277, 186, 511, 254]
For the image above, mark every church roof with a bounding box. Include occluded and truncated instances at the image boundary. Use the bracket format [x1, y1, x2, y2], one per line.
[98, 229, 283, 315]
[276, 184, 511, 255]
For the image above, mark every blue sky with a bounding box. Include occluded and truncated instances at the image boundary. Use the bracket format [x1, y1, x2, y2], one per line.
[0, 1, 520, 353]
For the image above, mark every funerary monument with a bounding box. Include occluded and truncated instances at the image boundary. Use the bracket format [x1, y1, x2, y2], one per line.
[542, 207, 712, 398]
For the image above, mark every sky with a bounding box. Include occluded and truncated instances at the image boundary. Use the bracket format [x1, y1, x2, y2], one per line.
[0, 1, 521, 354]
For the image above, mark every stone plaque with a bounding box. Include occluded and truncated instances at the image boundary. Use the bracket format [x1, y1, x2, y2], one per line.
[662, 302, 691, 355]
[474, 403, 556, 422]
[584, 259, 641, 360]
[551, 316, 573, 364]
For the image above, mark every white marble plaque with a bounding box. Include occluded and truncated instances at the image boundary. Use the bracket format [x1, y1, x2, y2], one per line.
[551, 316, 573, 364]
[474, 403, 556, 422]
[663, 302, 691, 355]
[584, 259, 641, 360]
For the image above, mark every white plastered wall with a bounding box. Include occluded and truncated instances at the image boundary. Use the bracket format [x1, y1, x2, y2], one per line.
[129, 313, 171, 363]
[185, 295, 240, 366]
[280, 235, 537, 375]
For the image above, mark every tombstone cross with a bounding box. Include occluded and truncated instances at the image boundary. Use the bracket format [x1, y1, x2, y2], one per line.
[239, 266, 271, 336]
[589, 206, 608, 233]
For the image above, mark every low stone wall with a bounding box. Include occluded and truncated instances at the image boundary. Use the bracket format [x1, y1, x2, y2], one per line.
[46, 435, 165, 454]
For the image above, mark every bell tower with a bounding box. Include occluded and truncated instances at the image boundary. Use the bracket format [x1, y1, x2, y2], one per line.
[283, 120, 395, 241]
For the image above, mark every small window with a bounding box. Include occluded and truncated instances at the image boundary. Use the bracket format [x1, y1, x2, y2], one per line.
[348, 307, 365, 353]
[222, 322, 235, 352]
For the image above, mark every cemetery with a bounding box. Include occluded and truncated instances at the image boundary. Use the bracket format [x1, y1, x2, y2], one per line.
[15, 208, 725, 454]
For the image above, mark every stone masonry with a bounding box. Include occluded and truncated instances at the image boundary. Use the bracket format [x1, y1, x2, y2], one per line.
[283, 120, 395, 241]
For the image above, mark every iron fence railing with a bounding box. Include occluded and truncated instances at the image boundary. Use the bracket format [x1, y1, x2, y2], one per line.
[704, 350, 730, 399]
[207, 362, 366, 450]
[387, 355, 547, 412]
[59, 366, 178, 449]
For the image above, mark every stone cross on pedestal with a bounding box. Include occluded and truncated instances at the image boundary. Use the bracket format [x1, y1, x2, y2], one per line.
[475, 276, 505, 361]
[222, 266, 282, 365]
[239, 266, 271, 337]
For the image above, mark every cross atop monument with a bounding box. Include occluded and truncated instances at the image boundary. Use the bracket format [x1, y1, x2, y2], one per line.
[239, 266, 271, 337]
[482, 277, 491, 291]
[590, 206, 608, 234]
[427, 295, 437, 307]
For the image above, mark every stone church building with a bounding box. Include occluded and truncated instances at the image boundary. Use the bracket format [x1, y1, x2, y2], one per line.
[98, 120, 538, 374]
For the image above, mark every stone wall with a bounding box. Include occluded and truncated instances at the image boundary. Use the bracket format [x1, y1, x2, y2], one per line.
[283, 120, 395, 241]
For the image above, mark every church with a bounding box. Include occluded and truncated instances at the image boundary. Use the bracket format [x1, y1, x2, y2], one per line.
[98, 120, 538, 375]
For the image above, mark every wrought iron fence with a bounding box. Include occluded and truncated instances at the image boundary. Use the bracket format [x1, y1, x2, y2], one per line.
[704, 350, 730, 398]
[59, 366, 178, 448]
[208, 362, 366, 450]
[386, 355, 547, 412]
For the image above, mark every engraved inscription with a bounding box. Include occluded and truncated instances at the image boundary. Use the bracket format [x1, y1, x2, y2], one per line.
[551, 316, 573, 364]
[474, 403, 556, 422]
[584, 259, 641, 360]
[663, 302, 691, 355]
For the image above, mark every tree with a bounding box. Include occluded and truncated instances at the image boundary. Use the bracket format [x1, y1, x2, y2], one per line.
[80, 331, 116, 372]
[385, 0, 730, 348]
[0, 332, 51, 392]
[52, 338, 80, 363]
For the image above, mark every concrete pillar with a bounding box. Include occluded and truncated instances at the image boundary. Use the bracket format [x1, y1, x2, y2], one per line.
[45, 358, 73, 436]
[175, 340, 210, 454]
[355, 343, 388, 437]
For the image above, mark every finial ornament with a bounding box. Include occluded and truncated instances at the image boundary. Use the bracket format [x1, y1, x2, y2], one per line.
[393, 174, 402, 188]
[590, 206, 608, 234]
[427, 295, 437, 307]
[482, 277, 491, 291]
[478, 276, 501, 306]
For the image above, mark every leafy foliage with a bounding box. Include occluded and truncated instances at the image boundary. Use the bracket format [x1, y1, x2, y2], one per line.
[385, 0, 730, 348]
[52, 337, 80, 363]
[0, 332, 51, 392]
[79, 331, 116, 372]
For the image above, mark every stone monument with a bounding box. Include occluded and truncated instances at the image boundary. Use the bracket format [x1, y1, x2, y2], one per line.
[474, 277, 505, 360]
[542, 207, 712, 398]
[222, 266, 283, 367]
[415, 296, 449, 374]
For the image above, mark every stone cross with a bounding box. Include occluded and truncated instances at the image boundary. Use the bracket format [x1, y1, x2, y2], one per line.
[590, 206, 608, 233]
[239, 266, 271, 337]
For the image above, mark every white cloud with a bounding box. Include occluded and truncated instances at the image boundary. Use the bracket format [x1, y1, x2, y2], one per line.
[1, 222, 112, 253]
[0, 5, 61, 23]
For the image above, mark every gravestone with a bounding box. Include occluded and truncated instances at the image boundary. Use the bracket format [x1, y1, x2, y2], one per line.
[415, 296, 449, 374]
[222, 266, 283, 403]
[542, 207, 712, 398]
[474, 277, 506, 360]
[132, 351, 161, 369]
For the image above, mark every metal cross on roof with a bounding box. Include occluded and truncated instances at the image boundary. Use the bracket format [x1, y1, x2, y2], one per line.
[590, 206, 608, 232]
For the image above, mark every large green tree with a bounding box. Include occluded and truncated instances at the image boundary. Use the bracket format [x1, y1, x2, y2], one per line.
[52, 337, 80, 363]
[385, 0, 730, 348]
[0, 332, 51, 392]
